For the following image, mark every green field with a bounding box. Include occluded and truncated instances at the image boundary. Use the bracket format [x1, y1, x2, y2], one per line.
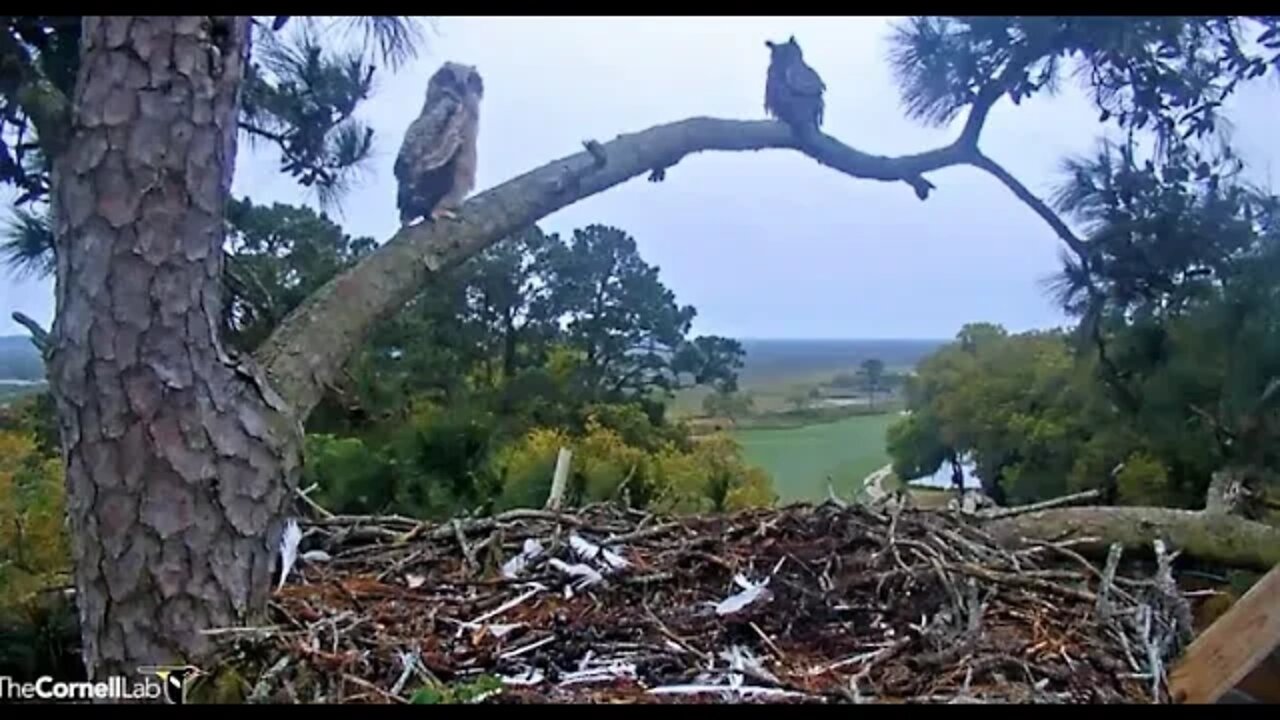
[733, 413, 899, 504]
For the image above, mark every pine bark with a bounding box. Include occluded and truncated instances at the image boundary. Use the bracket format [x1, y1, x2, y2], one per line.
[48, 17, 301, 681]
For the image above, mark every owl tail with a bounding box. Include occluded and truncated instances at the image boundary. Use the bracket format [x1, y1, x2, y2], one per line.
[396, 185, 419, 226]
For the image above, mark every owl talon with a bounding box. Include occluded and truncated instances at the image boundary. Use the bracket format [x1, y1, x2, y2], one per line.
[431, 208, 459, 221]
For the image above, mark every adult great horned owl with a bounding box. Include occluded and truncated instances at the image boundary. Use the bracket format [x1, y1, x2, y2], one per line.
[395, 62, 484, 225]
[764, 36, 826, 136]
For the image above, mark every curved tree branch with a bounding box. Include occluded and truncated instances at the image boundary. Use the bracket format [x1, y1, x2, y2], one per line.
[254, 115, 1080, 418]
[966, 151, 1088, 256]
[11, 310, 50, 356]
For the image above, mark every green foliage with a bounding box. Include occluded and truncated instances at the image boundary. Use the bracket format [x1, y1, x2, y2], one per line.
[886, 411, 948, 481]
[890, 325, 1132, 504]
[1041, 115, 1280, 506]
[0, 16, 81, 205]
[888, 17, 1279, 153]
[1, 206, 55, 279]
[492, 411, 774, 516]
[1, 16, 427, 211]
[543, 224, 743, 401]
[302, 434, 394, 515]
[409, 674, 501, 704]
[387, 403, 502, 518]
[882, 16, 1279, 510]
[223, 198, 376, 351]
[0, 429, 68, 611]
[1114, 451, 1176, 507]
[330, 223, 745, 434]
[0, 392, 57, 456]
[652, 433, 776, 513]
[0, 426, 79, 681]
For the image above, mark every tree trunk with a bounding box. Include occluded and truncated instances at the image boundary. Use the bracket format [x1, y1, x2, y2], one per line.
[48, 16, 301, 681]
[1204, 465, 1268, 520]
[983, 506, 1280, 571]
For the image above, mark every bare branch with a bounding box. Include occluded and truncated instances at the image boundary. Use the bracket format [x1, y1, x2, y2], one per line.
[978, 488, 1103, 520]
[11, 310, 50, 355]
[966, 152, 1088, 256]
[255, 115, 1075, 417]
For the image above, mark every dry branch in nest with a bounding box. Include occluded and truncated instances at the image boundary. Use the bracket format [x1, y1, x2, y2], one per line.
[200, 501, 1205, 704]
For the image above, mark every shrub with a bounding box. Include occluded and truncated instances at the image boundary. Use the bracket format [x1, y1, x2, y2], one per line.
[1115, 451, 1175, 507]
[0, 429, 80, 681]
[303, 434, 394, 515]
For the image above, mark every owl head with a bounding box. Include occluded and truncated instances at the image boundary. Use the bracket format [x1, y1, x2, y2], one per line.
[429, 61, 485, 101]
[765, 36, 803, 63]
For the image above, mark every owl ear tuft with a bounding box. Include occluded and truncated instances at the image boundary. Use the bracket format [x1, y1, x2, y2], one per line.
[788, 35, 797, 45]
[765, 40, 776, 49]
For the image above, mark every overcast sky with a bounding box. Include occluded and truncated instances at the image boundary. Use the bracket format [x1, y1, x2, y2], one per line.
[3, 16, 1278, 340]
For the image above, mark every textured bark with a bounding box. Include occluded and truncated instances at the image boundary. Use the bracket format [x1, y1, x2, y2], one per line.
[256, 116, 1055, 418]
[1204, 465, 1267, 519]
[983, 506, 1280, 571]
[48, 17, 301, 681]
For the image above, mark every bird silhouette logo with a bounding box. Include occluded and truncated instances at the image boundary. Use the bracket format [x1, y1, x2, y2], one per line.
[138, 665, 203, 704]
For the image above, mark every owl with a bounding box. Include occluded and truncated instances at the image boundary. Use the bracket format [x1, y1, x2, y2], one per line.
[764, 36, 826, 136]
[395, 62, 484, 225]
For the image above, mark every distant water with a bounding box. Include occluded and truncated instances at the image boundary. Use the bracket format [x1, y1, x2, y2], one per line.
[907, 458, 980, 489]
[738, 338, 945, 383]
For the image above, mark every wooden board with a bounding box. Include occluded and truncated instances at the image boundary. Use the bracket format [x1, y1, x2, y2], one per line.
[1235, 645, 1280, 703]
[1169, 562, 1280, 704]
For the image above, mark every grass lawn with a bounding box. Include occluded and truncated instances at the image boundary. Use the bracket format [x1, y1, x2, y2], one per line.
[733, 413, 899, 504]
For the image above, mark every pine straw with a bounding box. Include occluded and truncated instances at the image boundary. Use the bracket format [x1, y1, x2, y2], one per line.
[203, 501, 1193, 704]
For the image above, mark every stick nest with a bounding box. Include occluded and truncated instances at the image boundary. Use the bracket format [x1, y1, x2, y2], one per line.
[203, 501, 1193, 704]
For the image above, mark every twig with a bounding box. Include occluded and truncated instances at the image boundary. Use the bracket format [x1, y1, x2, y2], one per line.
[1152, 539, 1194, 647]
[453, 518, 478, 573]
[748, 620, 786, 662]
[341, 673, 408, 704]
[295, 486, 336, 520]
[644, 600, 711, 663]
[248, 655, 291, 703]
[947, 562, 1097, 603]
[1095, 543, 1123, 623]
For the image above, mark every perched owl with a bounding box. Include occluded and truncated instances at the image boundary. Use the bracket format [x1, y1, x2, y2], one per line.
[395, 62, 484, 225]
[764, 36, 826, 136]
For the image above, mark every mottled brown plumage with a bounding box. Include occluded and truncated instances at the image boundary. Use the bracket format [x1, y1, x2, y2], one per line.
[764, 36, 826, 136]
[395, 62, 484, 225]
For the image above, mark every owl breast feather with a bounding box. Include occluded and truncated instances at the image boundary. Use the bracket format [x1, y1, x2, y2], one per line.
[395, 99, 470, 221]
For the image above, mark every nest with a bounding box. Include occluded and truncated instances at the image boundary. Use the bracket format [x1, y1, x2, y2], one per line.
[204, 501, 1196, 704]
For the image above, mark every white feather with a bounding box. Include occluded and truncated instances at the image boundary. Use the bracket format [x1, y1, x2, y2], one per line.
[715, 576, 771, 616]
[559, 662, 637, 687]
[501, 538, 545, 579]
[568, 533, 630, 572]
[277, 518, 302, 591]
[548, 558, 604, 589]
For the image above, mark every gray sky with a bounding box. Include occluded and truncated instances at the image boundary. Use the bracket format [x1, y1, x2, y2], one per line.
[3, 16, 1278, 339]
